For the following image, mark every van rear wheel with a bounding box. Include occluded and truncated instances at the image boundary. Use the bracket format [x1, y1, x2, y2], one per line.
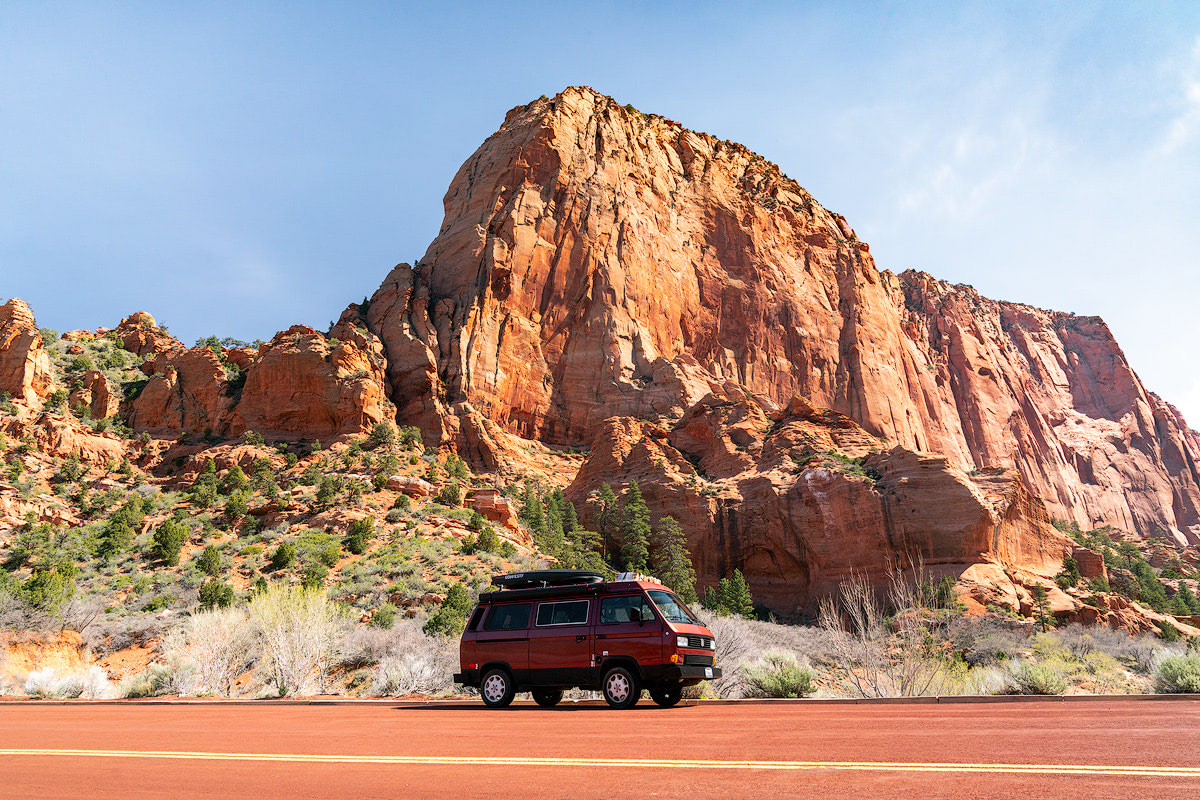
[480, 669, 515, 708]
[601, 666, 640, 709]
[531, 688, 563, 708]
[650, 687, 682, 708]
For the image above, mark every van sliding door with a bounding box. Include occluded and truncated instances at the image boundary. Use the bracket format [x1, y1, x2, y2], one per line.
[527, 599, 594, 687]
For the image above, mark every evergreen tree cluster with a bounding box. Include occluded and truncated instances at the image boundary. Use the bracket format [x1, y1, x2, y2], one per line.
[516, 479, 700, 602]
[701, 568, 754, 618]
[519, 479, 607, 575]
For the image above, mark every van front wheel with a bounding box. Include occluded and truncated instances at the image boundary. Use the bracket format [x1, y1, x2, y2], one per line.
[650, 687, 682, 708]
[602, 666, 640, 709]
[480, 669, 515, 708]
[531, 688, 563, 708]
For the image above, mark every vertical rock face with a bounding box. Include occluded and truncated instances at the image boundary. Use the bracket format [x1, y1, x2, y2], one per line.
[565, 393, 1070, 616]
[893, 272, 1200, 545]
[370, 86, 1200, 543]
[0, 298, 54, 405]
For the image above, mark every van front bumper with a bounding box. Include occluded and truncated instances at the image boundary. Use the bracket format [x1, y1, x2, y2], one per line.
[655, 664, 722, 684]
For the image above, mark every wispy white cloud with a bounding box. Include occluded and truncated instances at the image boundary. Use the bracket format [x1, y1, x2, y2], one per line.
[897, 116, 1044, 220]
[1157, 35, 1200, 155]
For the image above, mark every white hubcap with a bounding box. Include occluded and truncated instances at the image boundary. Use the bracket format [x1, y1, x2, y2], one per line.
[606, 673, 630, 702]
[483, 674, 506, 702]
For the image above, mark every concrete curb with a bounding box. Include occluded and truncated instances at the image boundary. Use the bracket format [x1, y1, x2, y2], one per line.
[3, 694, 1199, 708]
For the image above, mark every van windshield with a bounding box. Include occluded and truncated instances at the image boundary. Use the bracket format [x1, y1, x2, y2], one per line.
[647, 590, 701, 624]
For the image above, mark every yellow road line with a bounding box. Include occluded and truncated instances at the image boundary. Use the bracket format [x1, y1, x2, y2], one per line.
[1, 750, 1198, 778]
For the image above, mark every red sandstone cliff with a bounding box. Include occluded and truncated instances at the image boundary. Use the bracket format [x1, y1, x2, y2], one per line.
[366, 86, 1200, 545]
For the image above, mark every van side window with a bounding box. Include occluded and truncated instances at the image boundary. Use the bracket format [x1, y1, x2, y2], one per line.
[466, 606, 485, 631]
[600, 595, 655, 624]
[482, 603, 532, 631]
[535, 600, 589, 626]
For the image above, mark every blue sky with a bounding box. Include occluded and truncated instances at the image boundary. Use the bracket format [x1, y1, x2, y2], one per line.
[3, 2, 1199, 423]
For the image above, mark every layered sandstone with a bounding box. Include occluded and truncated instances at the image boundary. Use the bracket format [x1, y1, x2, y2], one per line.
[367, 86, 1200, 544]
[0, 299, 54, 405]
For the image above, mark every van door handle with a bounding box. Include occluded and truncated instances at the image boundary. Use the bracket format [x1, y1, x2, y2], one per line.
[595, 634, 607, 640]
[576, 635, 588, 643]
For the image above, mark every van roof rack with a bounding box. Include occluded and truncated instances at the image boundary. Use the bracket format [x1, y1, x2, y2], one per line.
[491, 570, 605, 590]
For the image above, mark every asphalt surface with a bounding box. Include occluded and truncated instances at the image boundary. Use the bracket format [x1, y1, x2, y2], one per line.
[2, 698, 1199, 799]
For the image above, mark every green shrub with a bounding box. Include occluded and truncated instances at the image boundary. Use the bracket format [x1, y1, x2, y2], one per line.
[370, 603, 397, 629]
[198, 579, 234, 609]
[1013, 662, 1067, 695]
[1157, 620, 1182, 642]
[398, 426, 421, 449]
[476, 527, 500, 553]
[385, 509, 405, 524]
[1153, 655, 1200, 693]
[391, 494, 411, 511]
[300, 562, 328, 588]
[196, 545, 222, 577]
[434, 481, 461, 507]
[151, 520, 189, 566]
[345, 517, 374, 555]
[369, 423, 395, 448]
[423, 582, 472, 636]
[741, 652, 815, 698]
[296, 530, 341, 567]
[270, 542, 296, 570]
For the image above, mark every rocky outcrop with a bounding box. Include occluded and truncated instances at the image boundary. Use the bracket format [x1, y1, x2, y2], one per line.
[0, 299, 54, 406]
[363, 86, 1200, 546]
[111, 312, 180, 358]
[68, 369, 119, 421]
[128, 345, 235, 436]
[566, 393, 1070, 616]
[233, 320, 393, 441]
[127, 320, 393, 442]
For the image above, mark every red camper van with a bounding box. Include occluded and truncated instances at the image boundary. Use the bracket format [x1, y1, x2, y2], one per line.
[454, 570, 721, 709]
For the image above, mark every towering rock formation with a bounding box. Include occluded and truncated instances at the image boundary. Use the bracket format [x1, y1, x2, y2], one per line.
[0, 298, 54, 406]
[367, 86, 1200, 545]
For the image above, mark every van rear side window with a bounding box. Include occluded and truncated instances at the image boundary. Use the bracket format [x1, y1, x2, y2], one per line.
[483, 603, 531, 631]
[535, 600, 589, 626]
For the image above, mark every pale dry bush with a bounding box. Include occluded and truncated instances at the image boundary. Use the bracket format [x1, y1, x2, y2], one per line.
[364, 619, 458, 697]
[818, 568, 956, 698]
[250, 584, 351, 696]
[23, 666, 113, 699]
[696, 612, 841, 698]
[157, 607, 259, 696]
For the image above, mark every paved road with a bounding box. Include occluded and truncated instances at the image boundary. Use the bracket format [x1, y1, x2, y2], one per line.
[2, 699, 1199, 799]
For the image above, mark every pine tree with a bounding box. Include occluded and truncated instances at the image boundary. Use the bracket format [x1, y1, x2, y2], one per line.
[592, 483, 619, 561]
[702, 584, 722, 613]
[543, 488, 565, 554]
[520, 478, 547, 547]
[1032, 584, 1052, 632]
[724, 569, 754, 618]
[650, 516, 697, 603]
[620, 481, 650, 573]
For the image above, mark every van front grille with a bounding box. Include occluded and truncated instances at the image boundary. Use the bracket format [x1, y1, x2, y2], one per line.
[686, 635, 714, 650]
[684, 654, 715, 666]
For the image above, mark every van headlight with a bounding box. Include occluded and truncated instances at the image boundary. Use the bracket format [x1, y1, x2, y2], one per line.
[676, 635, 689, 648]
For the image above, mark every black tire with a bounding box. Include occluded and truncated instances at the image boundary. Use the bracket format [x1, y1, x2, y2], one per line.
[650, 687, 683, 708]
[480, 668, 515, 708]
[601, 666, 641, 709]
[531, 688, 564, 708]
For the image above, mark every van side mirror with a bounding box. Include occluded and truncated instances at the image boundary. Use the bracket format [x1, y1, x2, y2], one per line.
[628, 607, 642, 624]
